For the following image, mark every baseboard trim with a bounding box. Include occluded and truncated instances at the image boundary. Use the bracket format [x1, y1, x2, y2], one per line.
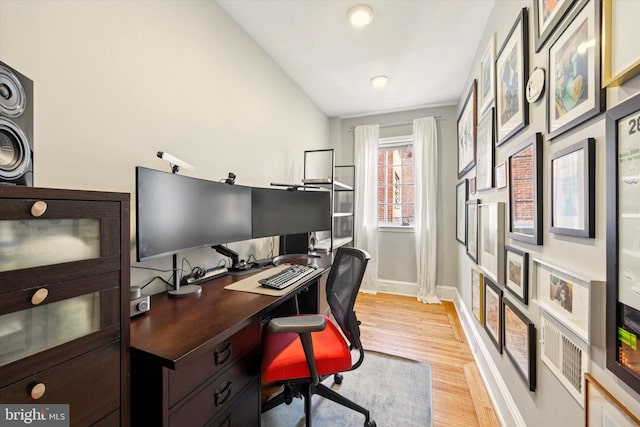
[376, 279, 416, 296]
[451, 288, 526, 427]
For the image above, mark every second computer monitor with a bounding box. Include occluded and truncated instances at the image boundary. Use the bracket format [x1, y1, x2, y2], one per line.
[251, 187, 330, 239]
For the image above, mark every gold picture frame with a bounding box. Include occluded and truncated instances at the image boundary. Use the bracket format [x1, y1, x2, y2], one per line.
[602, 0, 640, 88]
[585, 373, 640, 426]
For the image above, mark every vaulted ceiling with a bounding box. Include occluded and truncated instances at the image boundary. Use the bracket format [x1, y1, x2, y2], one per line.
[217, 0, 496, 117]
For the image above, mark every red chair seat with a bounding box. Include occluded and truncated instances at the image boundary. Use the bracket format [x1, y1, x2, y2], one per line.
[262, 315, 352, 383]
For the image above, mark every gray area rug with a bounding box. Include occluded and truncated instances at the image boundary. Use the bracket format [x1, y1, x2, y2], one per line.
[261, 350, 433, 427]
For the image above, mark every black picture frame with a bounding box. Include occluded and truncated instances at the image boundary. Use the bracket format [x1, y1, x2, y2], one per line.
[466, 199, 480, 263]
[495, 8, 529, 146]
[606, 91, 640, 395]
[484, 276, 503, 353]
[547, 0, 605, 140]
[457, 80, 477, 178]
[456, 179, 469, 244]
[504, 245, 529, 304]
[508, 133, 543, 245]
[476, 108, 495, 191]
[550, 138, 595, 237]
[533, 0, 577, 52]
[503, 298, 536, 391]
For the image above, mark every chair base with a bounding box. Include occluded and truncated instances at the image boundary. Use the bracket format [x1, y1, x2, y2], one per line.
[262, 380, 375, 427]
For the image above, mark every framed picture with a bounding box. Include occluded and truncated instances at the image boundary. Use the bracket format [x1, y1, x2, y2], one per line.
[550, 138, 595, 237]
[547, 0, 604, 140]
[476, 108, 495, 191]
[602, 0, 640, 87]
[471, 267, 484, 323]
[533, 0, 577, 52]
[505, 245, 529, 304]
[466, 199, 479, 263]
[495, 8, 529, 146]
[606, 92, 640, 394]
[503, 298, 536, 391]
[457, 80, 477, 178]
[484, 276, 502, 352]
[495, 161, 508, 189]
[479, 202, 505, 284]
[479, 34, 496, 113]
[585, 373, 640, 426]
[456, 180, 468, 244]
[533, 257, 601, 343]
[508, 133, 543, 245]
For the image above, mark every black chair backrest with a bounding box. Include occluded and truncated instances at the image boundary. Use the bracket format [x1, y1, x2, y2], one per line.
[326, 247, 371, 351]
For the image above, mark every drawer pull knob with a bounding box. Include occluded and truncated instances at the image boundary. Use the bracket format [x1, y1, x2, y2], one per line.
[30, 201, 48, 217]
[31, 288, 49, 305]
[214, 381, 232, 407]
[31, 383, 46, 400]
[214, 341, 232, 365]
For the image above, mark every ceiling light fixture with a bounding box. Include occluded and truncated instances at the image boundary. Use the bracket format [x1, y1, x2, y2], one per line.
[347, 4, 374, 28]
[370, 75, 389, 88]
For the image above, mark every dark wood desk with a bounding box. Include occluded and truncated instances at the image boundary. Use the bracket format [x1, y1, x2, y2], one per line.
[130, 256, 331, 427]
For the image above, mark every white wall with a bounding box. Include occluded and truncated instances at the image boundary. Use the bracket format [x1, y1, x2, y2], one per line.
[0, 0, 330, 294]
[335, 105, 459, 294]
[456, 1, 640, 425]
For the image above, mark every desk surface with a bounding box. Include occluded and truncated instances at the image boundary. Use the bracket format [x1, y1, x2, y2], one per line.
[130, 255, 331, 369]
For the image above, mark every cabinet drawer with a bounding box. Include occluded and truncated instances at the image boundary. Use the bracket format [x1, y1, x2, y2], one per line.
[169, 354, 259, 427]
[0, 341, 120, 426]
[208, 379, 260, 427]
[168, 319, 260, 407]
[0, 271, 121, 375]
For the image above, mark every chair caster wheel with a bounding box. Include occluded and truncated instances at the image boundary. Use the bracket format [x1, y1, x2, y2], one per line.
[365, 420, 376, 427]
[334, 373, 343, 384]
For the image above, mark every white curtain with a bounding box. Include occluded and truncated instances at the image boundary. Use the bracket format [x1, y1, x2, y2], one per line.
[354, 124, 379, 293]
[413, 117, 440, 303]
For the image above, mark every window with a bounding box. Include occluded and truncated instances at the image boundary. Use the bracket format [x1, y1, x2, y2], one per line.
[378, 136, 415, 226]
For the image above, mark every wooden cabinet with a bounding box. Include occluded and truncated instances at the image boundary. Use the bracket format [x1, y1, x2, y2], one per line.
[0, 186, 130, 426]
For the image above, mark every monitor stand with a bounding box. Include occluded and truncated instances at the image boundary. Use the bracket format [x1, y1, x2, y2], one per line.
[169, 284, 202, 297]
[168, 254, 202, 298]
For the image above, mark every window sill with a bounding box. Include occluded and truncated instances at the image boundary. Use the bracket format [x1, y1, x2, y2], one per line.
[378, 225, 414, 233]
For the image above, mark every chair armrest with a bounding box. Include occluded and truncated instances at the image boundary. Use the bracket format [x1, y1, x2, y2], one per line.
[267, 315, 326, 334]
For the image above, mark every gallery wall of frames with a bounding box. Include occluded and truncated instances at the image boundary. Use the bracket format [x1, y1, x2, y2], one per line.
[456, 0, 640, 425]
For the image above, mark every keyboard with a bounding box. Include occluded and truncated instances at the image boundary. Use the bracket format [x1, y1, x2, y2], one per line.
[259, 264, 317, 290]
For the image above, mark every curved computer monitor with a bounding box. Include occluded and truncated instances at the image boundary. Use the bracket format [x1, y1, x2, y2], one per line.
[251, 187, 331, 239]
[136, 166, 252, 262]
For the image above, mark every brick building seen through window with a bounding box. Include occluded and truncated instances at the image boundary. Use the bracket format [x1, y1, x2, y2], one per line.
[511, 145, 534, 230]
[378, 138, 414, 226]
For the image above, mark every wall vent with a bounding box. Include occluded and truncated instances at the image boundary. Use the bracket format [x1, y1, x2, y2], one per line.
[541, 312, 589, 406]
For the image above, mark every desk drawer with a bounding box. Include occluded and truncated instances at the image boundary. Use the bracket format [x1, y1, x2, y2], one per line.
[208, 379, 259, 427]
[0, 341, 120, 426]
[168, 319, 260, 407]
[169, 354, 259, 427]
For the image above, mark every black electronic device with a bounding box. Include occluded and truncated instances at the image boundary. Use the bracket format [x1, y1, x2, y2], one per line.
[180, 266, 228, 286]
[0, 61, 33, 186]
[251, 187, 330, 239]
[135, 166, 253, 262]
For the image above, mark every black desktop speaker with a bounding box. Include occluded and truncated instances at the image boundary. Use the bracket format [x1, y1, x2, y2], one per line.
[0, 60, 33, 186]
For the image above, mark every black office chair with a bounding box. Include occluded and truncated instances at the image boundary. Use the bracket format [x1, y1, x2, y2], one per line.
[261, 246, 375, 427]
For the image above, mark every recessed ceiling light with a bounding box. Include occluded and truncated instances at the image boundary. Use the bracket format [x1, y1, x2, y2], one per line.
[347, 4, 374, 28]
[370, 75, 389, 88]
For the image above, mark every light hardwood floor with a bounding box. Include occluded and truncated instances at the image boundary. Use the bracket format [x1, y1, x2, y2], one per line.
[354, 292, 500, 427]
